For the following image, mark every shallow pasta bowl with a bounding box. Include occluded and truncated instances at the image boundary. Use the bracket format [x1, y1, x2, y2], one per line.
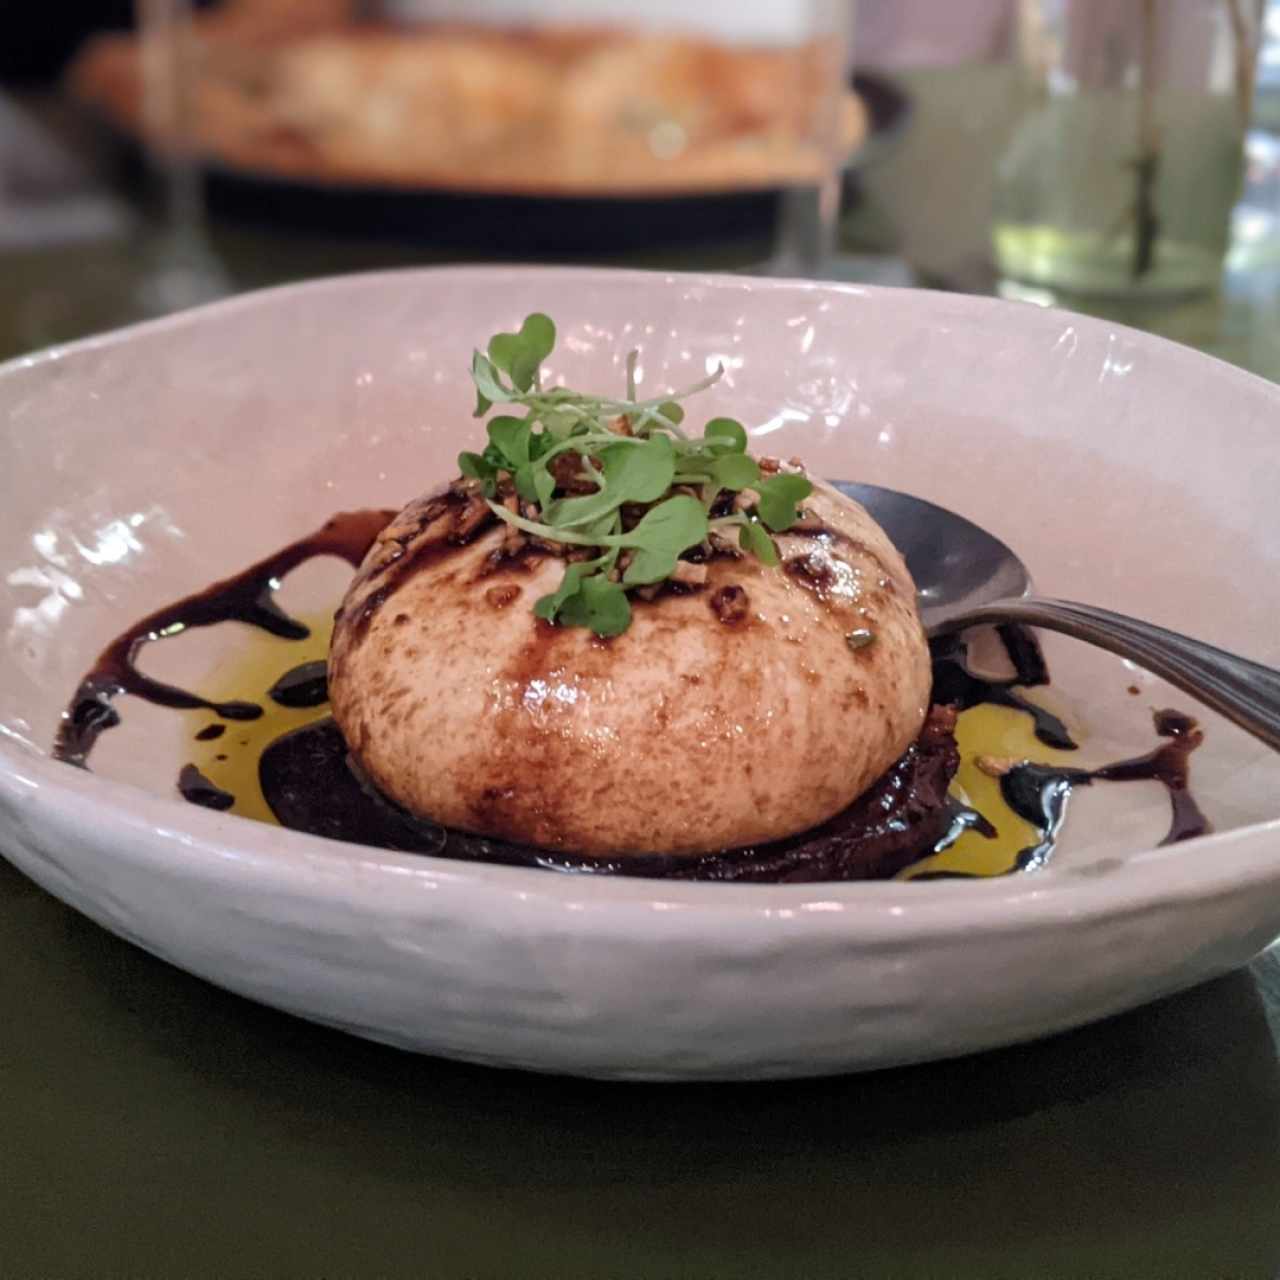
[2, 267, 1279, 1081]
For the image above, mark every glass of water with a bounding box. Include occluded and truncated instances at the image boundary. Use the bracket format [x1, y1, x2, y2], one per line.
[134, 0, 227, 316]
[994, 0, 1263, 301]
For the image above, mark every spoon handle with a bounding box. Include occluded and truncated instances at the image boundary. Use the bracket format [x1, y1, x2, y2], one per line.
[951, 596, 1280, 751]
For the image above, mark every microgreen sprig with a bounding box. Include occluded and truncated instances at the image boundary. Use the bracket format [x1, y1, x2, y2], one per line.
[458, 313, 813, 636]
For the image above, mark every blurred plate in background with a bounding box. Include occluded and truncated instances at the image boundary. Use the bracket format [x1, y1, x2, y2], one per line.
[68, 19, 907, 250]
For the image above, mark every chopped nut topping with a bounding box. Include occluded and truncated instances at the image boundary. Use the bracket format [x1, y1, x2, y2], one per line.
[548, 450, 599, 494]
[670, 561, 708, 587]
[451, 496, 492, 541]
[976, 755, 1021, 778]
[707, 531, 744, 559]
[498, 495, 525, 553]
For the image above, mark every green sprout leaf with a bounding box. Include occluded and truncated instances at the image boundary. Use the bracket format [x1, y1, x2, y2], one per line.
[532, 465, 556, 508]
[540, 435, 674, 531]
[460, 310, 815, 635]
[528, 428, 558, 461]
[621, 547, 678, 586]
[557, 573, 631, 636]
[627, 494, 708, 548]
[471, 352, 509, 417]
[710, 452, 760, 491]
[704, 417, 748, 453]
[534, 561, 594, 622]
[488, 415, 530, 469]
[600, 434, 674, 503]
[542, 486, 615, 532]
[513, 463, 539, 504]
[458, 450, 497, 496]
[488, 313, 557, 393]
[621, 495, 708, 585]
[739, 518, 779, 566]
[757, 473, 813, 532]
[539, 408, 578, 440]
[519, 312, 556, 363]
[458, 450, 490, 479]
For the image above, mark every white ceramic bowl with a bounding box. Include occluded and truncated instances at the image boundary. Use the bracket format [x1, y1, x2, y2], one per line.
[3, 267, 1279, 1081]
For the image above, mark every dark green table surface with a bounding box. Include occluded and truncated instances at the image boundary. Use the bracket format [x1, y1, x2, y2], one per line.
[5, 88, 1280, 1280]
[6, 843, 1280, 1279]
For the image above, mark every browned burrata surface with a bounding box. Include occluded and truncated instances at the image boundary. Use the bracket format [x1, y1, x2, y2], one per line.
[328, 477, 931, 856]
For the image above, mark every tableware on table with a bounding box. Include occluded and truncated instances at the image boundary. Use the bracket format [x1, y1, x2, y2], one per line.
[758, 0, 853, 276]
[994, 0, 1264, 302]
[844, 482, 1280, 750]
[133, 0, 228, 315]
[77, 73, 907, 254]
[2, 267, 1279, 1080]
[68, 8, 900, 253]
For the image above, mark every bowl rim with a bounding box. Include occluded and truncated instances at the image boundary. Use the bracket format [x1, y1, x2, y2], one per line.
[4, 264, 1280, 937]
[8, 262, 1280, 401]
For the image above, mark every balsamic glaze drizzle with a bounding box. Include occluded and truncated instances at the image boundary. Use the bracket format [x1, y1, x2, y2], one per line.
[52, 507, 1210, 882]
[52, 510, 393, 767]
[255, 706, 962, 883]
[177, 764, 235, 812]
[914, 702, 1210, 881]
[266, 661, 329, 709]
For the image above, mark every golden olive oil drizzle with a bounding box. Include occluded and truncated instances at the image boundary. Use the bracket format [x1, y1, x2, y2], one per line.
[182, 611, 335, 826]
[901, 697, 1083, 879]
[180, 608, 1078, 878]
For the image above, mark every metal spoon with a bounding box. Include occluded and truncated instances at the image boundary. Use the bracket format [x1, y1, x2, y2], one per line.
[835, 481, 1280, 752]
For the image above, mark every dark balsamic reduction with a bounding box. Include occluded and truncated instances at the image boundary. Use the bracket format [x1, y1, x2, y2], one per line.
[267, 661, 329, 709]
[1001, 706, 1209, 848]
[52, 507, 1210, 883]
[52, 510, 394, 767]
[343, 487, 496, 639]
[930, 626, 1077, 750]
[1094, 708, 1210, 845]
[257, 707, 962, 883]
[913, 704, 1210, 881]
[177, 764, 235, 812]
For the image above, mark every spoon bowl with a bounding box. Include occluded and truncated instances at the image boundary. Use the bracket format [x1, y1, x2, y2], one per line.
[840, 481, 1280, 753]
[835, 481, 1031, 633]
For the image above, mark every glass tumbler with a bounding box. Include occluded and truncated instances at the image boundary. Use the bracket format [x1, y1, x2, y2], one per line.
[994, 0, 1263, 300]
